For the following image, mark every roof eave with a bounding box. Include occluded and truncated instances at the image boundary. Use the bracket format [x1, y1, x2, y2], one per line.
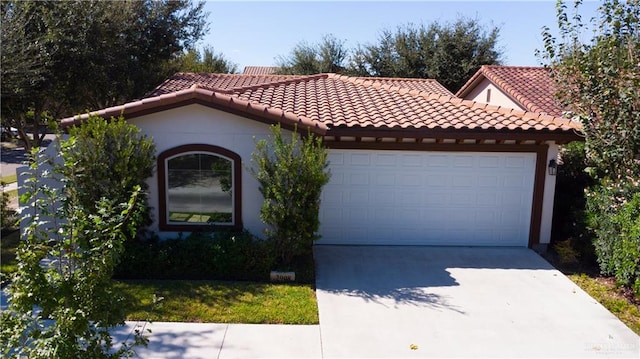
[325, 126, 584, 144]
[59, 88, 328, 135]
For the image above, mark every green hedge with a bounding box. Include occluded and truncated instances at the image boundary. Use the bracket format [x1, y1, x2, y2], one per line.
[114, 231, 317, 283]
[587, 176, 640, 295]
[114, 231, 276, 282]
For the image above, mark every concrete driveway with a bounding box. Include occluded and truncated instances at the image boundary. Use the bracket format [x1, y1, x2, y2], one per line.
[314, 246, 639, 358]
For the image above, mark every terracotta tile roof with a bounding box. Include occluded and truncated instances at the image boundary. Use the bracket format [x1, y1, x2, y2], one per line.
[348, 76, 453, 96]
[146, 73, 306, 97]
[456, 65, 564, 117]
[62, 72, 581, 140]
[242, 66, 279, 75]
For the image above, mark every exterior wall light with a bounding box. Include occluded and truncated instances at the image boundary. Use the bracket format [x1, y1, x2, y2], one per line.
[548, 159, 558, 176]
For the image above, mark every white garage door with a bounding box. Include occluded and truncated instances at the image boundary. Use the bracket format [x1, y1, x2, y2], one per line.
[318, 150, 536, 246]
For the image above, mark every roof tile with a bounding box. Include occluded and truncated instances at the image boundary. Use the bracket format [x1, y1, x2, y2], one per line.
[63, 72, 582, 137]
[456, 65, 564, 117]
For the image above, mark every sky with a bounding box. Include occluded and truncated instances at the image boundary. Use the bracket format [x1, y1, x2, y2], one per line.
[199, 0, 602, 71]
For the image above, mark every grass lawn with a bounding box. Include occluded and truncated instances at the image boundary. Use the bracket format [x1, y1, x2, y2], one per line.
[568, 274, 640, 335]
[115, 280, 319, 324]
[1, 174, 17, 184]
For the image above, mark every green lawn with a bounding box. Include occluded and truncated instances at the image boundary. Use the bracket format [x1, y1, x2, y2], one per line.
[568, 274, 640, 335]
[1, 173, 17, 184]
[115, 280, 319, 324]
[1, 228, 319, 324]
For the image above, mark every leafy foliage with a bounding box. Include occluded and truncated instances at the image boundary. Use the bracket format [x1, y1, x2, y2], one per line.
[349, 18, 502, 91]
[1, 181, 17, 232]
[541, 0, 640, 177]
[1, 0, 208, 150]
[275, 19, 502, 92]
[550, 142, 596, 265]
[1, 127, 152, 357]
[173, 45, 238, 73]
[62, 115, 155, 232]
[251, 125, 330, 267]
[542, 0, 640, 294]
[276, 34, 349, 74]
[115, 231, 280, 282]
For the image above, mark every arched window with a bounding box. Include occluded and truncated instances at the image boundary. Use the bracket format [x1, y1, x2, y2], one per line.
[158, 144, 242, 231]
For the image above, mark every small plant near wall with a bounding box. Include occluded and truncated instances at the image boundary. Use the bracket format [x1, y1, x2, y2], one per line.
[252, 124, 330, 268]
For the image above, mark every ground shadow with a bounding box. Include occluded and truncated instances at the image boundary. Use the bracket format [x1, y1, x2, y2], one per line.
[112, 322, 227, 359]
[314, 245, 556, 312]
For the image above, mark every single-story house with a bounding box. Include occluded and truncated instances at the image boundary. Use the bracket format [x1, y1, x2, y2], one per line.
[60, 72, 582, 249]
[456, 65, 564, 117]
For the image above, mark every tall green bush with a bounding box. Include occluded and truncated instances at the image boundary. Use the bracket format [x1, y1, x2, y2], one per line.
[62, 115, 155, 233]
[541, 0, 640, 294]
[587, 175, 640, 293]
[251, 125, 330, 267]
[1, 118, 155, 358]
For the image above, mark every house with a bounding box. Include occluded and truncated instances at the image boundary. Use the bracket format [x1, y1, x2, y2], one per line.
[456, 65, 564, 117]
[60, 72, 582, 249]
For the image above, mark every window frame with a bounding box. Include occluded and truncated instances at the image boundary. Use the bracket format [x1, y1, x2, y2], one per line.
[158, 144, 242, 231]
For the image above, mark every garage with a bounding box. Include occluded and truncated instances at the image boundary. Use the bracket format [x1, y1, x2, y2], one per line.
[318, 149, 536, 246]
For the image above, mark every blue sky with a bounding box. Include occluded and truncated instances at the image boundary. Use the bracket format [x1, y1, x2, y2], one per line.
[199, 1, 601, 71]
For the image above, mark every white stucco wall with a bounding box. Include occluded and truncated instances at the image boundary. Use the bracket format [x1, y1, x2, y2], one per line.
[540, 141, 560, 245]
[128, 104, 281, 238]
[463, 78, 526, 111]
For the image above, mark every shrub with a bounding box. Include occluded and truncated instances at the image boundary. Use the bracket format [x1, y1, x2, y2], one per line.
[251, 124, 330, 268]
[114, 230, 277, 282]
[550, 142, 596, 264]
[1, 182, 18, 232]
[587, 174, 640, 294]
[2, 137, 149, 357]
[62, 115, 155, 234]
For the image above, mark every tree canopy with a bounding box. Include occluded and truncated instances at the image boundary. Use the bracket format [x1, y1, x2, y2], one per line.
[173, 46, 238, 74]
[1, 0, 208, 149]
[541, 0, 639, 177]
[275, 34, 349, 75]
[275, 18, 502, 92]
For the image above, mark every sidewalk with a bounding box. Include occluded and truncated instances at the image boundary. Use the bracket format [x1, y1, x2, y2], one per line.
[1, 288, 322, 359]
[113, 322, 322, 358]
[1, 181, 17, 192]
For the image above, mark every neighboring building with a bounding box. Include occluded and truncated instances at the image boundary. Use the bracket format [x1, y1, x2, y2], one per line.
[456, 65, 564, 117]
[61, 72, 581, 249]
[242, 66, 279, 75]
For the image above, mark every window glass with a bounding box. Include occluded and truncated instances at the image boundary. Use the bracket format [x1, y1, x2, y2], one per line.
[166, 153, 233, 224]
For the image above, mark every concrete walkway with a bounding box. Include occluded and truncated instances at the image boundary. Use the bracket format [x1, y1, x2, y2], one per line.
[314, 246, 639, 358]
[111, 322, 322, 358]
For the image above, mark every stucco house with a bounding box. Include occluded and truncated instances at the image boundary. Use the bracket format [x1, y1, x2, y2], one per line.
[456, 65, 564, 117]
[60, 72, 581, 249]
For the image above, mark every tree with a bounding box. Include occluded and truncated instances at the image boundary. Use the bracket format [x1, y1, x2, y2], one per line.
[251, 125, 330, 267]
[276, 34, 349, 74]
[0, 0, 208, 151]
[0, 118, 156, 358]
[541, 0, 640, 293]
[172, 46, 238, 73]
[541, 0, 639, 177]
[349, 18, 503, 91]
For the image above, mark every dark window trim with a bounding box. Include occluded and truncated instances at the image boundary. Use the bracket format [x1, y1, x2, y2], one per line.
[158, 144, 242, 231]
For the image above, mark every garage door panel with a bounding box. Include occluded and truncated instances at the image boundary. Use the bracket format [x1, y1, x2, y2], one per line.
[318, 150, 535, 246]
